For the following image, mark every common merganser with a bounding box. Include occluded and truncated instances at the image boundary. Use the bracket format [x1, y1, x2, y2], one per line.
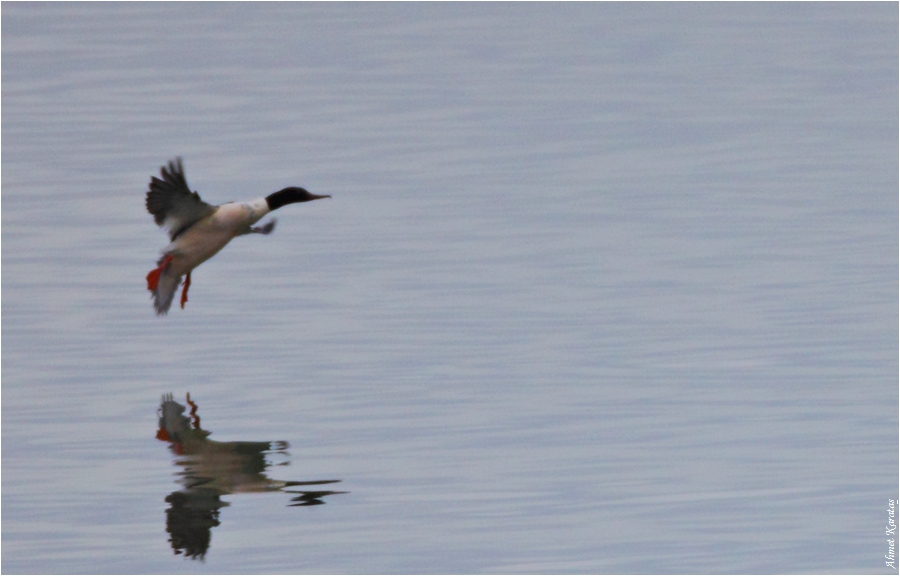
[145, 158, 330, 315]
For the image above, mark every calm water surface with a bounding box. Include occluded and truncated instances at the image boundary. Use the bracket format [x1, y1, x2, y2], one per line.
[2, 3, 897, 573]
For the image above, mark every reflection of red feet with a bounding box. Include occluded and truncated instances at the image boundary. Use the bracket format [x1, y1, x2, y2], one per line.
[146, 254, 173, 291]
[186, 393, 200, 429]
[180, 272, 191, 309]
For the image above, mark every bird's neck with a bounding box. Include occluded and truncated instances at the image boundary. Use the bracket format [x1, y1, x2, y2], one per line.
[247, 197, 271, 216]
[265, 190, 296, 211]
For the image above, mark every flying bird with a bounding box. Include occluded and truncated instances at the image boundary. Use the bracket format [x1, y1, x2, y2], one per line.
[145, 158, 329, 315]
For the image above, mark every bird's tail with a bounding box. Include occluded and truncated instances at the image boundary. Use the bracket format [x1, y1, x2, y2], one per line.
[147, 255, 182, 315]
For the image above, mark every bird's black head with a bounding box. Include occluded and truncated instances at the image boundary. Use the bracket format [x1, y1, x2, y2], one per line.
[266, 187, 331, 210]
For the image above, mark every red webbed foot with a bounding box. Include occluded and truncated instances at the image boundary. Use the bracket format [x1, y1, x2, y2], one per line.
[180, 272, 191, 309]
[146, 254, 174, 291]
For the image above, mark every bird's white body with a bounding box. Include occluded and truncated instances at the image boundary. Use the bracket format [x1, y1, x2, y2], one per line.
[163, 199, 270, 272]
[151, 199, 270, 313]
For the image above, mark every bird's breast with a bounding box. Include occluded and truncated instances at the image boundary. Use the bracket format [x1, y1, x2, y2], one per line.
[163, 200, 268, 272]
[213, 199, 269, 230]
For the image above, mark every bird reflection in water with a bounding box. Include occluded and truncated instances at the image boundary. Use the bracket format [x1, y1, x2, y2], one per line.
[156, 393, 345, 560]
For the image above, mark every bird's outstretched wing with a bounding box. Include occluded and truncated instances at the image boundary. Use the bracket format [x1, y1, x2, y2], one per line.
[249, 218, 277, 235]
[146, 158, 216, 240]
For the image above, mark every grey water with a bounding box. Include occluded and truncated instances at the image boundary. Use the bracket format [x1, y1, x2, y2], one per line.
[2, 3, 897, 574]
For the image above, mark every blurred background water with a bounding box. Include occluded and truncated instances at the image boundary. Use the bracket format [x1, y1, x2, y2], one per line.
[2, 3, 897, 573]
